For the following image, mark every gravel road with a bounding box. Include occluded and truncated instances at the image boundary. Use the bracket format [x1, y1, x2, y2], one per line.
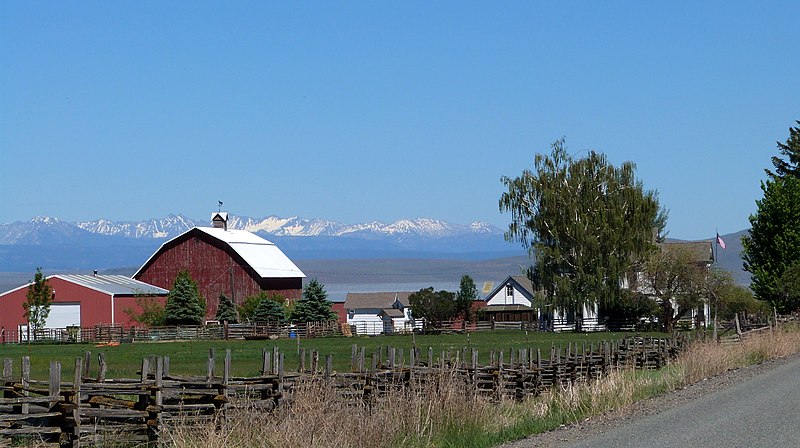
[500, 353, 800, 448]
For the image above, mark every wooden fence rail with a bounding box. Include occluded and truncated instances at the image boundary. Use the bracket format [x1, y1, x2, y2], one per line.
[1, 336, 681, 446]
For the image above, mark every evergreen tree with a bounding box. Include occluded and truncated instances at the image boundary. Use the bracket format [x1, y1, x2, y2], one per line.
[744, 120, 800, 312]
[766, 120, 800, 179]
[215, 293, 238, 324]
[164, 270, 206, 325]
[455, 275, 478, 322]
[251, 293, 288, 323]
[500, 138, 666, 318]
[742, 175, 800, 312]
[24, 267, 53, 336]
[290, 279, 337, 323]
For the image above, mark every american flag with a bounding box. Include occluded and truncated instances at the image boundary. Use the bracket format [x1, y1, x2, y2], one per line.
[716, 233, 726, 250]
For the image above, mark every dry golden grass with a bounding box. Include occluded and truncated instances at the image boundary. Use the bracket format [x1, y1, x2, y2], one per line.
[162, 327, 800, 448]
[164, 370, 498, 448]
[679, 327, 800, 384]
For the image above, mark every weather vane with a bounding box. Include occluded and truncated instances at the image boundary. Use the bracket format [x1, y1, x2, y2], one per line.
[218, 200, 223, 212]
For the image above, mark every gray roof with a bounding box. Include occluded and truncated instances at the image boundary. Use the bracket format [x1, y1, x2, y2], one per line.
[483, 275, 537, 301]
[55, 275, 169, 296]
[380, 308, 405, 318]
[344, 292, 412, 310]
[660, 241, 714, 264]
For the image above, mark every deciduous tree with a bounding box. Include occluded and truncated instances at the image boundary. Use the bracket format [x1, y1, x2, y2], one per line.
[455, 275, 478, 322]
[409, 287, 456, 330]
[24, 267, 53, 338]
[500, 138, 666, 320]
[640, 244, 707, 332]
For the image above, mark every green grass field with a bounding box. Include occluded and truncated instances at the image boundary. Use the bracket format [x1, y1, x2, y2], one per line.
[0, 330, 665, 380]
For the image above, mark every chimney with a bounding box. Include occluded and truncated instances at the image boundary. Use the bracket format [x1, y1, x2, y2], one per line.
[211, 212, 229, 231]
[93, 270, 98, 277]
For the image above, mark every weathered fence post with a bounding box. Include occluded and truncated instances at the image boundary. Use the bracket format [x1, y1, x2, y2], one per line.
[97, 353, 107, 382]
[298, 348, 306, 373]
[17, 357, 30, 414]
[207, 349, 216, 382]
[2, 358, 11, 379]
[261, 348, 271, 375]
[49, 361, 61, 405]
[155, 356, 164, 407]
[82, 351, 91, 378]
[311, 350, 319, 375]
[223, 350, 231, 400]
[277, 352, 285, 397]
[73, 357, 82, 447]
[324, 355, 333, 381]
[141, 357, 150, 383]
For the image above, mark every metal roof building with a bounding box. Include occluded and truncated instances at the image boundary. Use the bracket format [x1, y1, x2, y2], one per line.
[0, 274, 168, 339]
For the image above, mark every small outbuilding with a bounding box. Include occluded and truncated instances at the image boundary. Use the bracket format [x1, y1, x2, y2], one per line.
[344, 292, 415, 335]
[0, 274, 168, 341]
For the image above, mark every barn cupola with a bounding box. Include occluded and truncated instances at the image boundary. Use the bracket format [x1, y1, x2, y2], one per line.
[211, 212, 229, 231]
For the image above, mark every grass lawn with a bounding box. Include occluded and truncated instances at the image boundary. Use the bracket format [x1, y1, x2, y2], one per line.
[0, 330, 666, 380]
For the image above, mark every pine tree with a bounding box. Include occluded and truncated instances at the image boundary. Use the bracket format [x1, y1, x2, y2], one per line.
[251, 293, 288, 324]
[164, 270, 206, 325]
[215, 294, 238, 324]
[742, 175, 800, 312]
[290, 279, 337, 323]
[24, 267, 53, 336]
[766, 120, 800, 179]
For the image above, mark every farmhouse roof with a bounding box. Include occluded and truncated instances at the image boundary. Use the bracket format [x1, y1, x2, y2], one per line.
[660, 241, 714, 264]
[134, 227, 306, 279]
[483, 275, 537, 301]
[344, 292, 412, 310]
[380, 308, 405, 318]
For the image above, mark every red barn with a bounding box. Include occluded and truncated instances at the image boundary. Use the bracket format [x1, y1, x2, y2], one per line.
[0, 274, 168, 340]
[134, 214, 305, 319]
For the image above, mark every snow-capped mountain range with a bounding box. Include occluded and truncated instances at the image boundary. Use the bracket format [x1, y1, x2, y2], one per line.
[69, 214, 500, 240]
[0, 214, 517, 272]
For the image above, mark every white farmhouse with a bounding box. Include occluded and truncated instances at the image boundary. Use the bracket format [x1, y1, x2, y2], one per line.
[344, 292, 416, 335]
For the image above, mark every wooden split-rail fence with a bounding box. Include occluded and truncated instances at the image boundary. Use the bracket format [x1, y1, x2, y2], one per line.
[1, 337, 681, 446]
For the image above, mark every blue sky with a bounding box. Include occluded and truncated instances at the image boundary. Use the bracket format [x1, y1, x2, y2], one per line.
[2, 2, 798, 240]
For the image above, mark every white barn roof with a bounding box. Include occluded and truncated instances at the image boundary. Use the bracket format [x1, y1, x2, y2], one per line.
[135, 227, 305, 279]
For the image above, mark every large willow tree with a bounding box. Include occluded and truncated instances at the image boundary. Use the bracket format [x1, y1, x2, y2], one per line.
[499, 138, 666, 318]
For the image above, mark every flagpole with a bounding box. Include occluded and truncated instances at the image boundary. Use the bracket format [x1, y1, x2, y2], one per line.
[712, 228, 718, 341]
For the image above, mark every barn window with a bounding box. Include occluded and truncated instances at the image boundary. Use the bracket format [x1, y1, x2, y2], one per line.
[506, 284, 514, 297]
